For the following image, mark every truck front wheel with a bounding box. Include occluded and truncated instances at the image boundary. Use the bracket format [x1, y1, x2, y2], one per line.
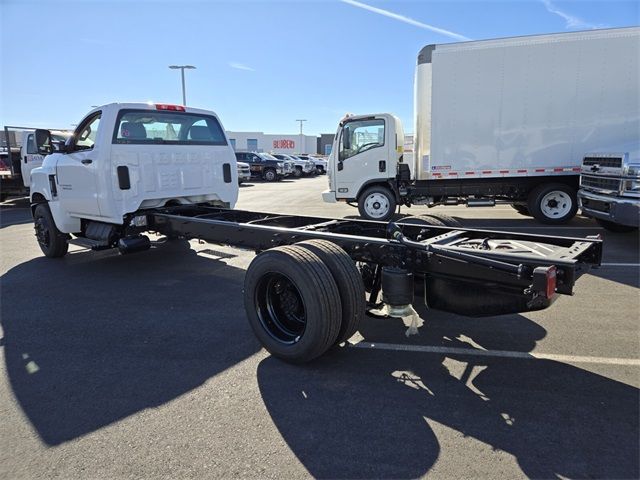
[358, 185, 397, 221]
[527, 183, 577, 224]
[33, 203, 68, 258]
[244, 245, 342, 363]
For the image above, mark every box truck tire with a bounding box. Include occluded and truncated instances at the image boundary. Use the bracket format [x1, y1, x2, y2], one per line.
[358, 185, 396, 221]
[527, 183, 578, 224]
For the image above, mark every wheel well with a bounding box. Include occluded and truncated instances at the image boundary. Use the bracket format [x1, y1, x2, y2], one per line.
[355, 180, 395, 201]
[30, 193, 47, 215]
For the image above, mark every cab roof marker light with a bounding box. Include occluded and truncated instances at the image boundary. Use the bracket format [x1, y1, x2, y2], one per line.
[155, 104, 186, 112]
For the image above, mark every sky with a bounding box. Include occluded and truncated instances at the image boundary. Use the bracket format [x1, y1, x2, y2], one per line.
[1, 0, 638, 135]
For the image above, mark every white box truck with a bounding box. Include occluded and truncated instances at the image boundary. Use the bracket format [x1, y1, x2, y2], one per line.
[322, 27, 640, 224]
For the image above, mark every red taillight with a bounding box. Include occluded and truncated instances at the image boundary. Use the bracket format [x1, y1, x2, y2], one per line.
[532, 265, 557, 299]
[155, 104, 185, 112]
[546, 266, 557, 299]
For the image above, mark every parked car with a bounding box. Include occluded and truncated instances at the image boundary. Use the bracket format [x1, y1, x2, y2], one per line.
[297, 154, 328, 174]
[235, 151, 285, 182]
[237, 161, 251, 184]
[273, 153, 315, 178]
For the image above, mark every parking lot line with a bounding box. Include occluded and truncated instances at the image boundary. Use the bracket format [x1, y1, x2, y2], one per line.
[349, 342, 640, 366]
[600, 263, 640, 267]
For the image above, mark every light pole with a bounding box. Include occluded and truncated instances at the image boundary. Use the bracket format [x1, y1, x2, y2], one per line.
[296, 119, 307, 154]
[168, 65, 196, 105]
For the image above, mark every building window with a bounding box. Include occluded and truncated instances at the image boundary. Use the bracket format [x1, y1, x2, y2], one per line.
[247, 138, 258, 151]
[229, 138, 236, 150]
[325, 144, 332, 155]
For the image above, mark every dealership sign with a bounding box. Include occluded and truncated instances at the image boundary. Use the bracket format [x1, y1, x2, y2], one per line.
[273, 139, 295, 149]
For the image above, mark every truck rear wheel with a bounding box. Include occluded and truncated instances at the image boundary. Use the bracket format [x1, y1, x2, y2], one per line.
[34, 203, 68, 258]
[527, 183, 578, 224]
[297, 240, 366, 345]
[358, 185, 396, 221]
[244, 245, 342, 363]
[263, 169, 277, 182]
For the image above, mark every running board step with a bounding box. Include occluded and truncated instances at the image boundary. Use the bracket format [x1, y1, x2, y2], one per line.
[68, 237, 112, 250]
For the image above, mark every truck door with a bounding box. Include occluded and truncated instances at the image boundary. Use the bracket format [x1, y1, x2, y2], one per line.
[21, 132, 44, 188]
[334, 117, 393, 199]
[55, 112, 102, 217]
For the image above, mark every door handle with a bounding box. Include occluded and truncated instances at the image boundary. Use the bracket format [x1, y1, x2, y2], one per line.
[81, 159, 93, 165]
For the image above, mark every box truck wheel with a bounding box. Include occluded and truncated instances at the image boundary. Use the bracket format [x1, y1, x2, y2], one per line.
[358, 185, 396, 221]
[297, 239, 367, 345]
[33, 203, 69, 258]
[528, 183, 577, 224]
[244, 245, 342, 363]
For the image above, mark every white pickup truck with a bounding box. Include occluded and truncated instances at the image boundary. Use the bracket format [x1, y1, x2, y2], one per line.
[29, 102, 602, 364]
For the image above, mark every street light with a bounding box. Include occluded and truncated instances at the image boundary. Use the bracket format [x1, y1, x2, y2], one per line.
[168, 65, 196, 106]
[296, 119, 307, 154]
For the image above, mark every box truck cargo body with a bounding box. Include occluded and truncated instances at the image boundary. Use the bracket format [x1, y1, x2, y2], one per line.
[323, 27, 640, 224]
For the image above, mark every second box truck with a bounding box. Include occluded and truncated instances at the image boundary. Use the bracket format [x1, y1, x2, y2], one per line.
[322, 27, 639, 224]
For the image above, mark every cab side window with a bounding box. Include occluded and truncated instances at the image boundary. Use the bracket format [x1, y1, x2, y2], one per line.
[74, 113, 102, 151]
[339, 119, 385, 161]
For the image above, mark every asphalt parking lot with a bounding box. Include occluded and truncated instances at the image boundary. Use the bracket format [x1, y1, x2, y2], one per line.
[1, 175, 639, 479]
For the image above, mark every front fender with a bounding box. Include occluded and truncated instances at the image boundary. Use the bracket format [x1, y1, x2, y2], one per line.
[29, 166, 54, 203]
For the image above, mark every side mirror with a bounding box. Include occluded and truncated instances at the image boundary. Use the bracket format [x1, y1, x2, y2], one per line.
[35, 129, 53, 155]
[342, 129, 351, 150]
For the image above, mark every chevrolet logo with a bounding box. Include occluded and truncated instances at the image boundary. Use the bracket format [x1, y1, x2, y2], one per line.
[590, 164, 600, 172]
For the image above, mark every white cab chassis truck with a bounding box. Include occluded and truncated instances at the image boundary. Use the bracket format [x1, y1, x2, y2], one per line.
[30, 102, 602, 363]
[323, 27, 639, 224]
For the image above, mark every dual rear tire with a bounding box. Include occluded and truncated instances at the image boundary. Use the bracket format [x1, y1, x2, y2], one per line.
[244, 240, 366, 363]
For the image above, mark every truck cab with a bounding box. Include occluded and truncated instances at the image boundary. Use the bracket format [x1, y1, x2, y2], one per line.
[322, 113, 404, 219]
[30, 102, 238, 252]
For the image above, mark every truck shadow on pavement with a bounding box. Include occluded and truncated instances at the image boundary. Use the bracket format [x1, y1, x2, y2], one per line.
[1, 240, 261, 446]
[258, 305, 639, 479]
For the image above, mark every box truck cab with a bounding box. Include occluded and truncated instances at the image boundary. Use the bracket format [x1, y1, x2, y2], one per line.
[323, 27, 640, 224]
[30, 102, 237, 255]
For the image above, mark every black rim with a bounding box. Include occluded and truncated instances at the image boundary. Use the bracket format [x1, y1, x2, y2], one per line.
[34, 214, 50, 248]
[255, 272, 306, 344]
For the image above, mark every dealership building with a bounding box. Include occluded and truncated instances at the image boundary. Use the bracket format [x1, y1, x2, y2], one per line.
[226, 131, 334, 156]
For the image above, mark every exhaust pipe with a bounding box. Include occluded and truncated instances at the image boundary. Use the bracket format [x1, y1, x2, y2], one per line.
[118, 235, 151, 255]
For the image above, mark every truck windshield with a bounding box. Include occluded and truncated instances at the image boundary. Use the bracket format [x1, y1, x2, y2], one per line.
[112, 110, 227, 146]
[258, 153, 278, 161]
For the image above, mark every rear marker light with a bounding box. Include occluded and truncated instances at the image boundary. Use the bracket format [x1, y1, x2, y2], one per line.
[155, 104, 185, 112]
[532, 266, 557, 299]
